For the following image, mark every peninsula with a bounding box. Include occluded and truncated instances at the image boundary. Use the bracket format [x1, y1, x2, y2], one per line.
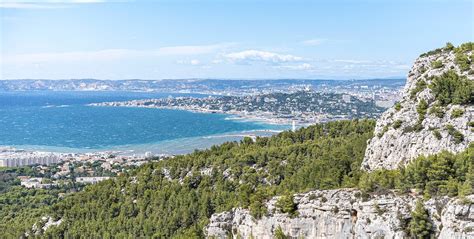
[90, 91, 388, 125]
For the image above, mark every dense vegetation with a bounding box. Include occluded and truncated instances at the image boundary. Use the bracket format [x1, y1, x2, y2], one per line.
[0, 187, 65, 238]
[359, 143, 473, 199]
[429, 70, 474, 106]
[0, 167, 87, 237]
[419, 42, 473, 58]
[0, 119, 472, 238]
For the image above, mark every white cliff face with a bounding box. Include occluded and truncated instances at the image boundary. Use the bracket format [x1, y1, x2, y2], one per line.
[362, 48, 473, 171]
[206, 189, 474, 239]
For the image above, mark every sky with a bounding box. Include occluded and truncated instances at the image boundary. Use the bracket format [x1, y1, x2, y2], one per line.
[0, 0, 473, 80]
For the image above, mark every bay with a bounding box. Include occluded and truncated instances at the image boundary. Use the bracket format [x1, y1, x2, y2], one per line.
[0, 91, 288, 154]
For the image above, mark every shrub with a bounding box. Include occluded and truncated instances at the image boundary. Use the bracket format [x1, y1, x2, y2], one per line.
[415, 99, 428, 131]
[445, 124, 464, 143]
[432, 129, 442, 140]
[417, 99, 428, 116]
[429, 70, 474, 106]
[378, 125, 389, 138]
[419, 66, 427, 74]
[409, 200, 433, 238]
[410, 80, 427, 99]
[249, 191, 268, 219]
[394, 102, 402, 111]
[274, 226, 287, 239]
[431, 60, 443, 69]
[445, 42, 454, 51]
[469, 121, 474, 127]
[429, 105, 445, 118]
[451, 108, 464, 119]
[455, 52, 471, 71]
[359, 144, 474, 198]
[358, 169, 400, 193]
[420, 48, 443, 57]
[393, 120, 403, 129]
[458, 180, 472, 199]
[276, 194, 298, 217]
[454, 42, 474, 54]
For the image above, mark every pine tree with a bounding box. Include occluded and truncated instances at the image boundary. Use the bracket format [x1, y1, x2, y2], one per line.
[275, 194, 298, 217]
[409, 200, 432, 238]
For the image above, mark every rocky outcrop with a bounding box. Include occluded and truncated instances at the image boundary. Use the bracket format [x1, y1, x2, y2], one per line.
[28, 216, 62, 237]
[206, 189, 474, 239]
[362, 44, 473, 171]
[205, 44, 474, 239]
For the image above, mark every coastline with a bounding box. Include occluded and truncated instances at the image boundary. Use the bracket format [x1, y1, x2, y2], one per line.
[0, 128, 289, 164]
[89, 102, 317, 126]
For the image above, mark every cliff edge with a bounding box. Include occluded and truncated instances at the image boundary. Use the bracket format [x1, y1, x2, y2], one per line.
[206, 189, 474, 239]
[362, 43, 473, 171]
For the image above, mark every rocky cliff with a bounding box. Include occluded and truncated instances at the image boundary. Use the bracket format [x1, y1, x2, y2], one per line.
[206, 189, 474, 239]
[362, 43, 473, 171]
[205, 43, 474, 238]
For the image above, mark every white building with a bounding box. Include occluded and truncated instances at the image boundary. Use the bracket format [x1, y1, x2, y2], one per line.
[0, 155, 60, 167]
[75, 177, 111, 184]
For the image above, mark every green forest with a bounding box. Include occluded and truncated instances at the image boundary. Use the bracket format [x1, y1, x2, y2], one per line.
[0, 119, 472, 238]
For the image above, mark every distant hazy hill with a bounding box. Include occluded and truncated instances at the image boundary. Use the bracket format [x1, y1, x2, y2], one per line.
[0, 78, 405, 93]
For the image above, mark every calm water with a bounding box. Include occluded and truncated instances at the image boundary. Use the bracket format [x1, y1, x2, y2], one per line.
[0, 91, 287, 154]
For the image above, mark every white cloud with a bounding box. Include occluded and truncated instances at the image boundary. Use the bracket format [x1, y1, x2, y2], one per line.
[224, 50, 304, 64]
[0, 0, 109, 9]
[0, 3, 65, 8]
[3, 44, 231, 64]
[302, 38, 326, 46]
[277, 63, 315, 70]
[176, 59, 201, 65]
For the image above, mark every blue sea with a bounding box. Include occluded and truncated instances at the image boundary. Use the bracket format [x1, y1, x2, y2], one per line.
[0, 91, 288, 155]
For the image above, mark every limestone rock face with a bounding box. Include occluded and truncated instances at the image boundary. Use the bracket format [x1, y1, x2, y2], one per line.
[205, 189, 474, 239]
[362, 47, 473, 171]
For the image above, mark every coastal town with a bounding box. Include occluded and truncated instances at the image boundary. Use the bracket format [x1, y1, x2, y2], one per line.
[91, 91, 390, 125]
[0, 146, 165, 189]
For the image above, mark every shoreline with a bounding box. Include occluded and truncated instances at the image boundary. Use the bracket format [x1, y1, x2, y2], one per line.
[0, 128, 289, 164]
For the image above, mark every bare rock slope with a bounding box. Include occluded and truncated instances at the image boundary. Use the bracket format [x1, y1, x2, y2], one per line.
[206, 189, 474, 239]
[362, 44, 473, 171]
